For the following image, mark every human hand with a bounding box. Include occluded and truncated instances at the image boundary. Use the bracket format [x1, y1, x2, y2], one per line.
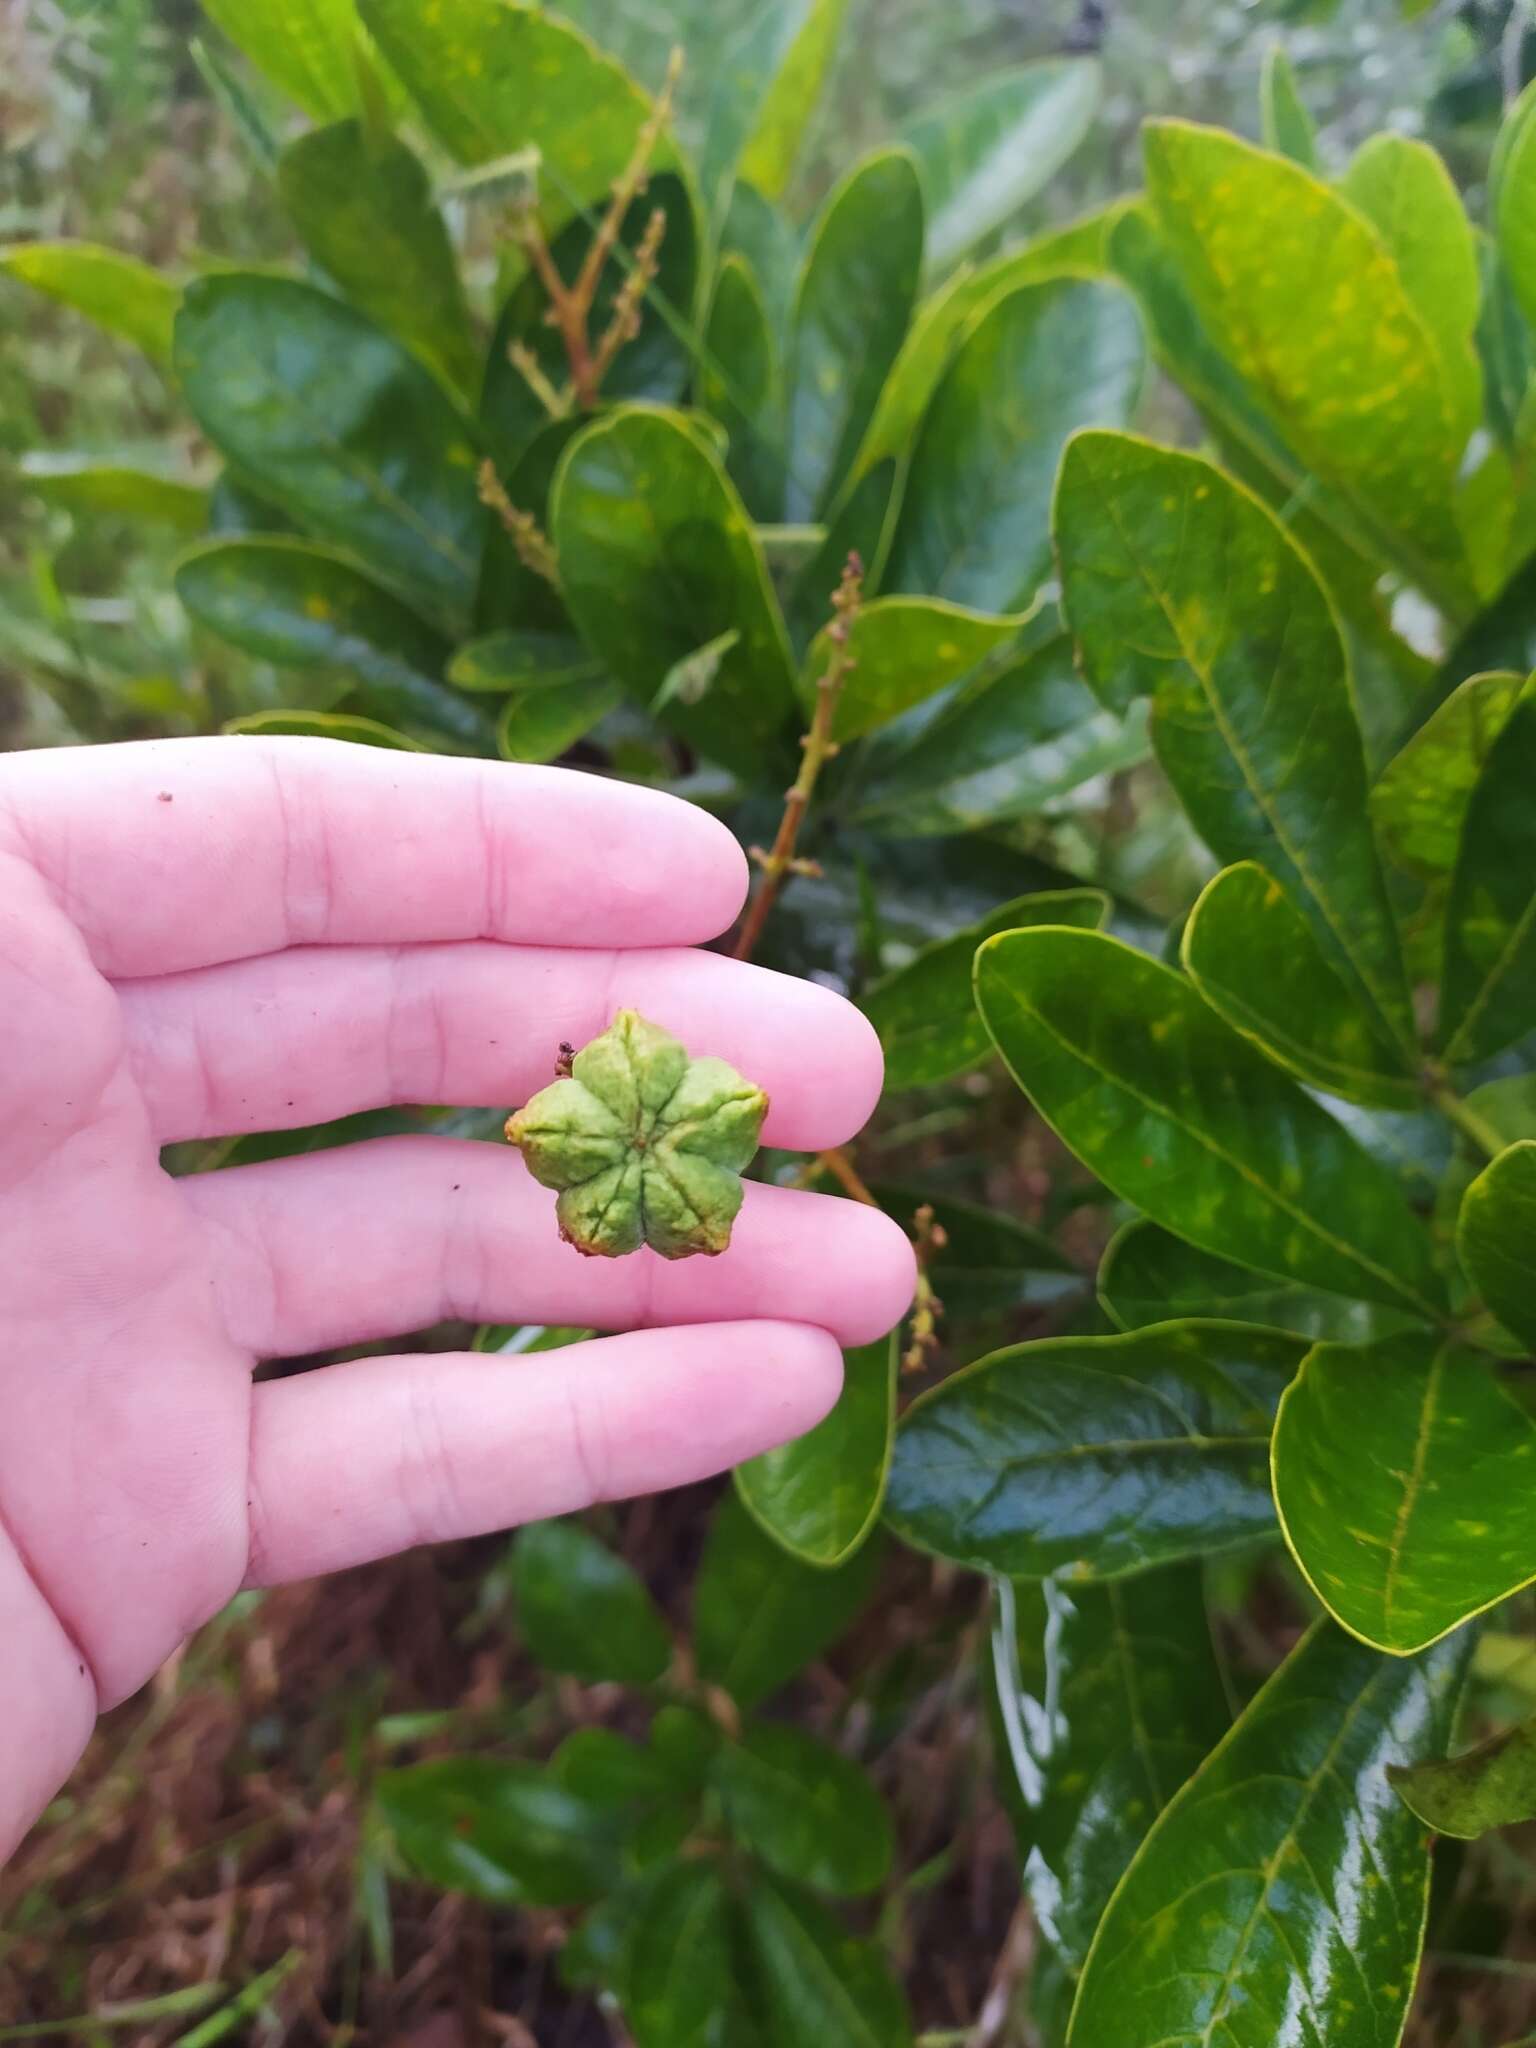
[0, 737, 912, 1861]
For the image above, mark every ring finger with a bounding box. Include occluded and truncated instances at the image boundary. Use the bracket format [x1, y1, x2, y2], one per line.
[184, 1136, 916, 1358]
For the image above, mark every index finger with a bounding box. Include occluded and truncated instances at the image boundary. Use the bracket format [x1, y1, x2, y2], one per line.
[0, 736, 749, 977]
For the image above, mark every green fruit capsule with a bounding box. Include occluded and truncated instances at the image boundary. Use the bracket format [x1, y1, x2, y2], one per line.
[505, 1010, 769, 1259]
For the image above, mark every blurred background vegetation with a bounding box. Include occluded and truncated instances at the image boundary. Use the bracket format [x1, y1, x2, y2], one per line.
[2, 0, 1529, 761]
[5, 3, 1536, 2043]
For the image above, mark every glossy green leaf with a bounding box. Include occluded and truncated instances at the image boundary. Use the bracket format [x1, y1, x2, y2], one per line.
[376, 1757, 617, 1905]
[720, 180, 799, 341]
[814, 597, 1020, 743]
[785, 150, 924, 521]
[510, 1517, 672, 1684]
[1497, 77, 1536, 338]
[618, 1859, 753, 2048]
[1066, 1621, 1470, 2047]
[498, 682, 619, 762]
[1182, 864, 1418, 1108]
[849, 204, 1119, 491]
[1, 241, 177, 362]
[224, 708, 426, 748]
[693, 1490, 880, 1711]
[1390, 1714, 1536, 1840]
[175, 538, 493, 748]
[549, 1727, 699, 1867]
[206, 472, 296, 538]
[853, 636, 1151, 835]
[1459, 1141, 1536, 1352]
[449, 629, 605, 692]
[975, 928, 1445, 1318]
[1144, 121, 1472, 607]
[278, 122, 478, 398]
[653, 629, 740, 714]
[1455, 436, 1536, 604]
[845, 203, 1118, 490]
[1106, 200, 1303, 498]
[1438, 676, 1536, 1066]
[971, 203, 1120, 292]
[17, 455, 206, 531]
[175, 276, 483, 629]
[648, 1703, 722, 1796]
[735, 1336, 895, 1569]
[189, 30, 282, 172]
[886, 1320, 1307, 1579]
[1340, 133, 1482, 448]
[1056, 432, 1414, 1043]
[885, 280, 1144, 615]
[483, 174, 698, 469]
[550, 405, 798, 780]
[699, 254, 782, 518]
[551, 1728, 681, 1813]
[1477, 235, 1531, 450]
[710, 0, 850, 205]
[992, 1568, 1228, 1972]
[1099, 1221, 1418, 1345]
[865, 887, 1107, 1090]
[201, 0, 359, 118]
[359, 0, 677, 196]
[903, 59, 1100, 272]
[1259, 44, 1317, 169]
[738, 1874, 911, 2048]
[715, 1724, 892, 1896]
[1110, 294, 1422, 773]
[1274, 1332, 1536, 1653]
[849, 264, 980, 482]
[1372, 669, 1524, 881]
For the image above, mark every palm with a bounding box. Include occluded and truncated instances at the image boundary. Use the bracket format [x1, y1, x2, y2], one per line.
[0, 738, 907, 1861]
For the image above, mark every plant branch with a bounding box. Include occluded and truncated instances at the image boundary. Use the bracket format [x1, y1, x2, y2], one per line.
[590, 203, 667, 391]
[902, 1204, 949, 1375]
[507, 337, 570, 421]
[732, 550, 863, 963]
[477, 459, 561, 588]
[509, 46, 682, 413]
[816, 1146, 880, 1206]
[575, 47, 682, 308]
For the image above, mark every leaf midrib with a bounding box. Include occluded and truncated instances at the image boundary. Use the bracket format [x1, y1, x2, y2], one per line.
[985, 972, 1440, 1319]
[1380, 1342, 1451, 1636]
[1194, 1670, 1394, 2046]
[1093, 467, 1410, 1049]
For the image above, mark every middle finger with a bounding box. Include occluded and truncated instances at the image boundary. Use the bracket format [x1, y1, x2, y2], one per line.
[120, 940, 883, 1152]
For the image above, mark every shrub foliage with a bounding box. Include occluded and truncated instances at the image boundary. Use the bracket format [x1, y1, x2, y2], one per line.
[10, 3, 1536, 2039]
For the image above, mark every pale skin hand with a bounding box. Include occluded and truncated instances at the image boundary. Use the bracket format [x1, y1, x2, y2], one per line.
[0, 737, 913, 1863]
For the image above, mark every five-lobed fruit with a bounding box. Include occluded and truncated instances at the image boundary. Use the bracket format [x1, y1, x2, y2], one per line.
[505, 1010, 769, 1259]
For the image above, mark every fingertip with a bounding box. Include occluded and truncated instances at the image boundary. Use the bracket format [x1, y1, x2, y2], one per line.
[837, 1200, 920, 1346]
[748, 970, 887, 1148]
[609, 783, 749, 944]
[503, 771, 750, 949]
[684, 804, 752, 939]
[765, 1318, 847, 1436]
[588, 1319, 843, 1479]
[819, 999, 885, 1146]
